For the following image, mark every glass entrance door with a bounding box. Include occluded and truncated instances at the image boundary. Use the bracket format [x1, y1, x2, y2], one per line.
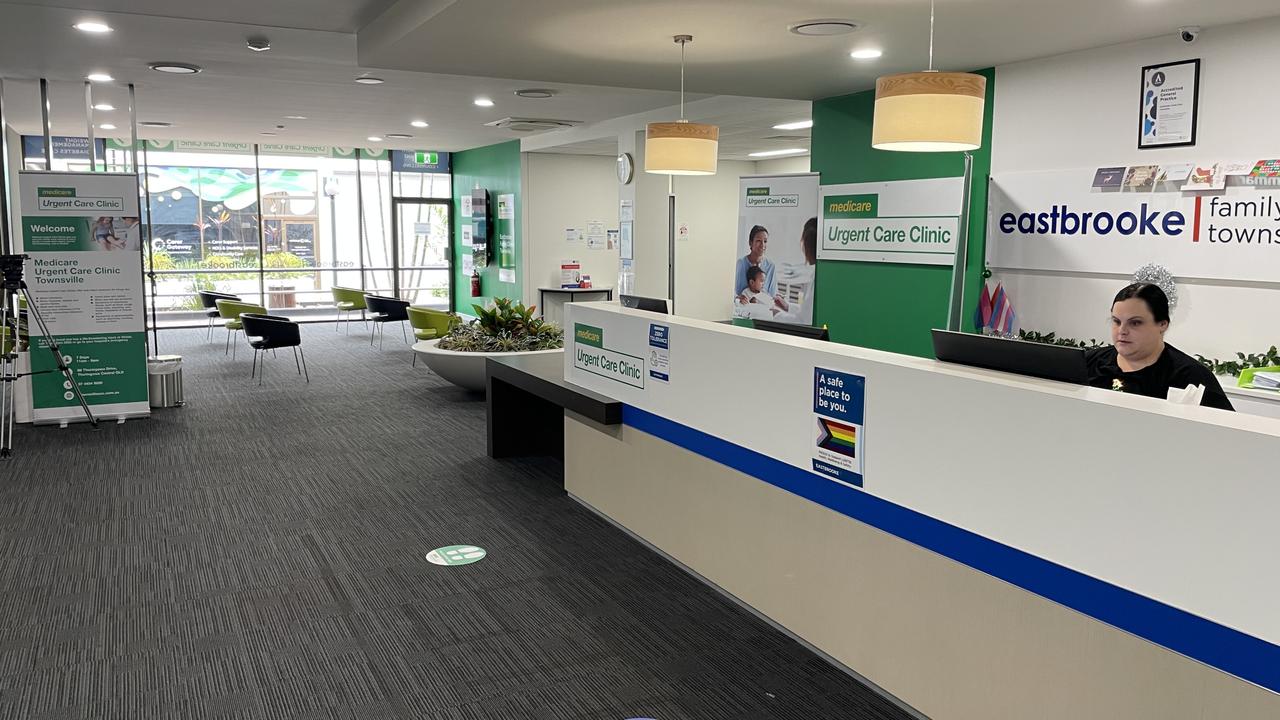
[392, 199, 452, 310]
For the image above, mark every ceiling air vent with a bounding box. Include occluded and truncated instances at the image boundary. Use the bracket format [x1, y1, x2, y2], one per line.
[484, 117, 583, 133]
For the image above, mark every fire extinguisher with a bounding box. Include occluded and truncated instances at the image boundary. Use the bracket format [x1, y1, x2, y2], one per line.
[470, 269, 482, 297]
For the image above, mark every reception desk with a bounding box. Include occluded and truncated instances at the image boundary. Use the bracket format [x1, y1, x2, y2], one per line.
[561, 302, 1280, 720]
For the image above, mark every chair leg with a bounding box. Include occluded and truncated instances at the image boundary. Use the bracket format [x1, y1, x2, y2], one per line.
[259, 351, 264, 386]
[207, 315, 214, 341]
[379, 324, 385, 350]
[232, 330, 238, 360]
[335, 309, 341, 332]
[370, 323, 376, 346]
[401, 320, 408, 344]
[299, 347, 309, 383]
[225, 326, 231, 356]
[412, 351, 417, 367]
[251, 348, 258, 378]
[293, 346, 301, 375]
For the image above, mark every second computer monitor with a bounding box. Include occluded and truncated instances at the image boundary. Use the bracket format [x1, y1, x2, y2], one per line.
[620, 294, 669, 314]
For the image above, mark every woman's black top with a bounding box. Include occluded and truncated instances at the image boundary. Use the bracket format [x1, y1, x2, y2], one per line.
[1085, 343, 1234, 411]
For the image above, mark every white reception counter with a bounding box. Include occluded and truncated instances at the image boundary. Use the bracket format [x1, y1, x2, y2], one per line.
[561, 302, 1280, 720]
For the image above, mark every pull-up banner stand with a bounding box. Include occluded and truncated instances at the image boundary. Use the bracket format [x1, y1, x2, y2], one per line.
[17, 171, 149, 423]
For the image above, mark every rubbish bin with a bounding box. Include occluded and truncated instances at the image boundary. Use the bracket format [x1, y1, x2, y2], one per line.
[147, 355, 184, 408]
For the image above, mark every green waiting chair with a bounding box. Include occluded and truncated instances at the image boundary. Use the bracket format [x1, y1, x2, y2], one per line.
[407, 307, 456, 367]
[331, 287, 368, 334]
[215, 298, 267, 359]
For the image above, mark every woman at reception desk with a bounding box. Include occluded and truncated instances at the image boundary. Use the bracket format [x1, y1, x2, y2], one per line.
[1084, 283, 1233, 410]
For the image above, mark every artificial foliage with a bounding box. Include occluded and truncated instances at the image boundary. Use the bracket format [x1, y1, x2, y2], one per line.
[1194, 346, 1280, 377]
[1017, 329, 1105, 349]
[437, 297, 563, 353]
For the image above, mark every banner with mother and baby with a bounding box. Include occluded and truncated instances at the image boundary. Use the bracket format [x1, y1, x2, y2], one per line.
[731, 173, 820, 326]
[17, 171, 149, 424]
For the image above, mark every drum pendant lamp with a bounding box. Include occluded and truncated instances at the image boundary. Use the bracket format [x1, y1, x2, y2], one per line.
[645, 35, 719, 175]
[872, 0, 986, 152]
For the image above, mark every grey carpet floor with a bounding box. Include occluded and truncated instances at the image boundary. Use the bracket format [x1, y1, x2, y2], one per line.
[0, 322, 914, 720]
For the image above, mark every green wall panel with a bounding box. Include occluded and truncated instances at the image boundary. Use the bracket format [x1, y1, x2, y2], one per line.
[811, 67, 995, 357]
[451, 140, 521, 315]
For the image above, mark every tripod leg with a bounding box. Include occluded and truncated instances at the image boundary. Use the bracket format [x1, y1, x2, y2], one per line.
[18, 285, 97, 428]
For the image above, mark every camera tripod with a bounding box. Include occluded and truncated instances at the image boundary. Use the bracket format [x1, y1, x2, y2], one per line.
[0, 253, 97, 458]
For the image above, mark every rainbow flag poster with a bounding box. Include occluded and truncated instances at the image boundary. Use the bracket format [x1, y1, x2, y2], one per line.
[816, 418, 858, 459]
[812, 366, 866, 488]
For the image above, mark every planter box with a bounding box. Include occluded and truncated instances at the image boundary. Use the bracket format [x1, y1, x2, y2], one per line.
[413, 339, 562, 392]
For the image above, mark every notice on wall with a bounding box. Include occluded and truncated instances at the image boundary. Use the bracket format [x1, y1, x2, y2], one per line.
[1139, 59, 1199, 148]
[586, 220, 606, 249]
[818, 177, 963, 267]
[607, 229, 618, 250]
[461, 224, 473, 247]
[733, 174, 820, 326]
[812, 367, 865, 488]
[497, 193, 515, 271]
[620, 200, 634, 223]
[988, 167, 1280, 283]
[18, 171, 149, 424]
[461, 195, 472, 217]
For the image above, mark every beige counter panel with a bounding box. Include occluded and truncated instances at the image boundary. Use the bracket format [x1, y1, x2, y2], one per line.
[565, 412, 1280, 720]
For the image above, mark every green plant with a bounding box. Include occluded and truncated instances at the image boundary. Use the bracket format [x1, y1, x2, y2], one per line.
[181, 276, 216, 310]
[1017, 329, 1105, 349]
[437, 297, 563, 352]
[1195, 346, 1279, 377]
[264, 251, 311, 280]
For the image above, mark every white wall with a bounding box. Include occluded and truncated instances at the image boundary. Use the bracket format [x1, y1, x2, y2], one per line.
[670, 160, 756, 321]
[521, 152, 619, 319]
[991, 16, 1280, 360]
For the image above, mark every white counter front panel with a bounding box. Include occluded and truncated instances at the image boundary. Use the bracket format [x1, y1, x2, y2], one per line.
[564, 302, 1280, 689]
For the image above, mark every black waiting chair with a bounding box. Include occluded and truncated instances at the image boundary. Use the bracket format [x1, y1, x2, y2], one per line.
[363, 294, 410, 349]
[198, 291, 240, 341]
[240, 313, 308, 386]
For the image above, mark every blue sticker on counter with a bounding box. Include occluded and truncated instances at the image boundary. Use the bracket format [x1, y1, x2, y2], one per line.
[813, 367, 865, 487]
[648, 324, 670, 382]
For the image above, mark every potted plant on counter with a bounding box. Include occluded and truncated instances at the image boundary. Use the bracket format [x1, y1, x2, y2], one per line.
[415, 297, 563, 391]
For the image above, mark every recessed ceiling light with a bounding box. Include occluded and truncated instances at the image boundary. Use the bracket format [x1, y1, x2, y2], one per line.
[86, 73, 114, 83]
[385, 133, 412, 139]
[789, 19, 860, 36]
[98, 123, 117, 131]
[149, 62, 202, 74]
[748, 148, 809, 158]
[367, 136, 383, 142]
[410, 120, 429, 128]
[92, 103, 115, 112]
[850, 48, 883, 60]
[772, 120, 813, 131]
[514, 88, 556, 99]
[355, 77, 384, 85]
[284, 115, 307, 120]
[74, 21, 112, 34]
[140, 121, 172, 128]
[259, 131, 278, 136]
[474, 97, 494, 107]
[246, 36, 271, 52]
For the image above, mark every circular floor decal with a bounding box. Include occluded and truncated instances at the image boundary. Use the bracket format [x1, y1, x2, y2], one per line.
[426, 545, 487, 566]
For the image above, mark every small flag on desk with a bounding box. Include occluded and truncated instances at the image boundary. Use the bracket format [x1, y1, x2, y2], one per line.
[987, 283, 1018, 336]
[974, 283, 993, 329]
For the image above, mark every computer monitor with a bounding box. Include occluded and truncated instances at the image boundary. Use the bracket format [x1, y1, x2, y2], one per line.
[752, 319, 829, 342]
[931, 329, 1089, 385]
[619, 294, 669, 314]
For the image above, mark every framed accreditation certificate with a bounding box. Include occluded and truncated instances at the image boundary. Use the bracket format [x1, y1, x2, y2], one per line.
[1139, 59, 1200, 149]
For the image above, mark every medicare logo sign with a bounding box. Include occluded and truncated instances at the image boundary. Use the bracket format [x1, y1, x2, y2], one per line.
[572, 323, 643, 389]
[820, 191, 957, 264]
[744, 186, 799, 208]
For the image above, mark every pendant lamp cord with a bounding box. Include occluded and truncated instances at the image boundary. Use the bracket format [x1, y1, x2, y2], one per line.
[928, 0, 935, 71]
[679, 39, 686, 119]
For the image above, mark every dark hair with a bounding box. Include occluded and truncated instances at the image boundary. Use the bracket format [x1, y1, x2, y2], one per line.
[746, 265, 765, 282]
[801, 217, 817, 262]
[748, 225, 768, 244]
[1113, 283, 1170, 323]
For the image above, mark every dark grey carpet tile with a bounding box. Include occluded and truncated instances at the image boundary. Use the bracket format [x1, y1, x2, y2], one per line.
[0, 325, 914, 720]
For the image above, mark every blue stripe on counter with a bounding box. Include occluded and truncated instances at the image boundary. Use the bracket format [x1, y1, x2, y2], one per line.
[621, 404, 1280, 694]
